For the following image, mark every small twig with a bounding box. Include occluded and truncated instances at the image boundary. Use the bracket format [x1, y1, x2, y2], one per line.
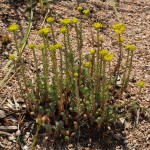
[0, 96, 7, 107]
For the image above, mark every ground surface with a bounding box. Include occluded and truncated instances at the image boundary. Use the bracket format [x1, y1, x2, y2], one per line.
[0, 0, 150, 149]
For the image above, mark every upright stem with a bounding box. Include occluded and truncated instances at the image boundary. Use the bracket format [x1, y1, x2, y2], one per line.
[114, 34, 122, 87]
[88, 18, 94, 46]
[66, 27, 74, 78]
[32, 124, 41, 150]
[102, 60, 106, 104]
[63, 33, 69, 102]
[59, 48, 64, 111]
[75, 23, 82, 86]
[32, 47, 40, 101]
[75, 78, 80, 112]
[79, 15, 83, 49]
[124, 51, 133, 88]
[95, 30, 100, 93]
[50, 24, 56, 44]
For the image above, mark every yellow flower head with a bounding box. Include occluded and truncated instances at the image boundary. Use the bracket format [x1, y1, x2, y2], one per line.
[104, 53, 114, 61]
[83, 9, 90, 15]
[38, 44, 45, 50]
[61, 18, 71, 26]
[84, 61, 92, 68]
[49, 45, 56, 52]
[90, 48, 95, 55]
[105, 84, 112, 90]
[9, 54, 17, 60]
[72, 18, 78, 24]
[74, 72, 78, 77]
[117, 36, 125, 43]
[77, 6, 83, 12]
[137, 80, 146, 88]
[47, 17, 54, 24]
[8, 24, 19, 32]
[126, 44, 136, 51]
[93, 22, 103, 30]
[60, 27, 67, 33]
[112, 23, 126, 34]
[38, 27, 50, 36]
[99, 35, 104, 42]
[55, 43, 63, 49]
[99, 49, 109, 57]
[28, 43, 35, 49]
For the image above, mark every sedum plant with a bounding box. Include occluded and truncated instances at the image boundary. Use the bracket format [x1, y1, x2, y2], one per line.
[8, 6, 145, 149]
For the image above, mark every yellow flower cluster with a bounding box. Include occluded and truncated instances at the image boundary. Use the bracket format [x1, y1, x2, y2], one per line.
[28, 43, 35, 49]
[105, 84, 112, 90]
[61, 18, 71, 26]
[104, 52, 114, 61]
[55, 43, 63, 49]
[8, 24, 19, 32]
[137, 81, 145, 88]
[38, 27, 50, 36]
[99, 49, 109, 56]
[84, 62, 92, 68]
[126, 44, 136, 51]
[9, 54, 17, 60]
[74, 72, 78, 77]
[99, 50, 114, 61]
[72, 18, 78, 24]
[93, 22, 103, 30]
[90, 48, 95, 55]
[77, 6, 83, 12]
[47, 17, 54, 24]
[60, 27, 67, 33]
[38, 44, 45, 50]
[112, 23, 126, 34]
[99, 35, 104, 42]
[117, 36, 125, 43]
[83, 9, 90, 15]
[49, 45, 56, 52]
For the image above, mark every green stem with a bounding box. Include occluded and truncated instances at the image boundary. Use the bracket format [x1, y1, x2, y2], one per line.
[88, 17, 94, 46]
[75, 78, 80, 112]
[59, 48, 64, 111]
[50, 24, 56, 44]
[14, 32, 20, 55]
[124, 51, 133, 88]
[75, 23, 82, 85]
[32, 47, 41, 101]
[79, 15, 83, 49]
[32, 124, 41, 150]
[114, 34, 122, 87]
